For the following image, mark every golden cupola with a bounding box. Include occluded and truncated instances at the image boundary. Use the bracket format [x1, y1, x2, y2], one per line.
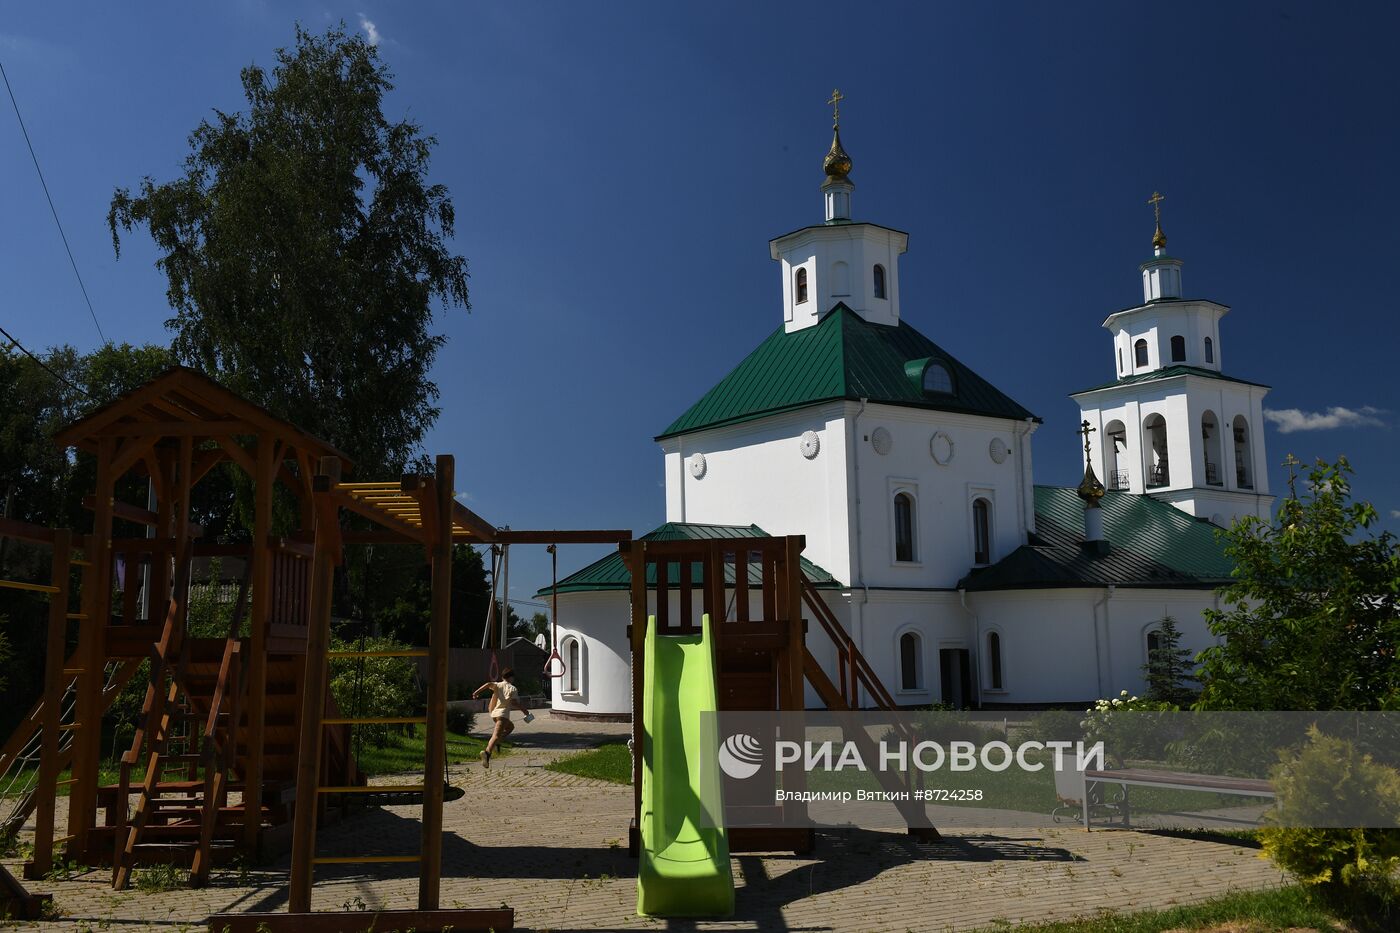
[822, 89, 854, 222]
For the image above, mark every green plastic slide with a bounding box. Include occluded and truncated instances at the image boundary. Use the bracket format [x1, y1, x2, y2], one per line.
[636, 613, 734, 917]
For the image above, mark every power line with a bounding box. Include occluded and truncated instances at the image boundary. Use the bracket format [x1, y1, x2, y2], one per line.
[0, 58, 107, 345]
[0, 323, 93, 399]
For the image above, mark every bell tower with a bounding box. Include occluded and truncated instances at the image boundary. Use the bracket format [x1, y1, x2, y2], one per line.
[770, 91, 908, 333]
[1070, 193, 1275, 527]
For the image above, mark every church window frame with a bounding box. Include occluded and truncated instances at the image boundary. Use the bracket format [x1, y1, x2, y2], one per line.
[1204, 336, 1214, 363]
[972, 495, 993, 565]
[1170, 335, 1186, 362]
[873, 263, 887, 300]
[1134, 338, 1150, 368]
[561, 635, 584, 696]
[794, 267, 809, 304]
[897, 628, 925, 692]
[921, 359, 954, 395]
[891, 485, 919, 564]
[985, 629, 1006, 691]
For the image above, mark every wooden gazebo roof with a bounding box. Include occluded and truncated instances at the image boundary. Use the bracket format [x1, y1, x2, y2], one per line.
[54, 366, 350, 467]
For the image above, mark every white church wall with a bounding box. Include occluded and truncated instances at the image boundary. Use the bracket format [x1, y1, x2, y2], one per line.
[659, 404, 854, 584]
[550, 590, 633, 717]
[966, 587, 1219, 705]
[852, 404, 1034, 590]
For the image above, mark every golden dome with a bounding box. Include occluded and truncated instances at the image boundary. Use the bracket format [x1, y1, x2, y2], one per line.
[1152, 221, 1167, 251]
[1077, 463, 1106, 505]
[824, 126, 852, 181]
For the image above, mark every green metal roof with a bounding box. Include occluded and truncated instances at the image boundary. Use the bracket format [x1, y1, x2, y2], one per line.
[536, 522, 843, 596]
[656, 305, 1039, 440]
[959, 487, 1236, 592]
[1071, 364, 1270, 396]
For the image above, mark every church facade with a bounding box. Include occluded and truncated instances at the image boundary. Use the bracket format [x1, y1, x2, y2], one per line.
[541, 115, 1273, 718]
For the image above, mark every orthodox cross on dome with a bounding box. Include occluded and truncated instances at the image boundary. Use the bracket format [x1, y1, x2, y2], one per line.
[1076, 420, 1105, 505]
[827, 88, 844, 129]
[1148, 190, 1167, 250]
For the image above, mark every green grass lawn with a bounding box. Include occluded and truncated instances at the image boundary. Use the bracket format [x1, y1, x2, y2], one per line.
[353, 724, 501, 776]
[971, 885, 1345, 932]
[545, 743, 631, 783]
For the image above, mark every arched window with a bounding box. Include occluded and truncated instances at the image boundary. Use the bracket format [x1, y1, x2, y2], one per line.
[972, 498, 991, 564]
[893, 492, 916, 562]
[1146, 629, 1162, 658]
[1204, 337, 1214, 363]
[794, 267, 809, 304]
[1201, 411, 1223, 486]
[922, 360, 954, 394]
[1134, 338, 1149, 368]
[987, 631, 1003, 690]
[1104, 420, 1128, 489]
[563, 636, 581, 693]
[1170, 335, 1185, 362]
[1144, 413, 1169, 487]
[899, 631, 922, 690]
[873, 264, 887, 299]
[1233, 415, 1253, 489]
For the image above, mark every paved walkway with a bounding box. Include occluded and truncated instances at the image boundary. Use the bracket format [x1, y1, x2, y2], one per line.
[3, 715, 1285, 931]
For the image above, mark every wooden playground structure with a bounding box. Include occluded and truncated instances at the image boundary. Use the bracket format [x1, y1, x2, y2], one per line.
[0, 367, 628, 930]
[621, 535, 936, 857]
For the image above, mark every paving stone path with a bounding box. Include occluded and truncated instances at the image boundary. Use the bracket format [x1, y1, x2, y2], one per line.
[3, 716, 1285, 932]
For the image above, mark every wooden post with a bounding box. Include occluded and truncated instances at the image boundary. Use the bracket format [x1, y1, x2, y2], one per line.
[68, 437, 115, 852]
[31, 528, 72, 877]
[288, 456, 341, 914]
[626, 541, 647, 841]
[243, 435, 275, 853]
[418, 455, 454, 908]
[784, 537, 805, 714]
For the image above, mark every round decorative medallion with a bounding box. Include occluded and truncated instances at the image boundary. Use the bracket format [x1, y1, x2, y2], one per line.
[800, 430, 821, 460]
[870, 427, 893, 456]
[989, 437, 1009, 464]
[930, 431, 955, 466]
[688, 452, 707, 479]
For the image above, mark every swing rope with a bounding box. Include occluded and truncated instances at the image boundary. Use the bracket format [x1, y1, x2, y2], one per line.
[481, 544, 503, 683]
[543, 544, 566, 678]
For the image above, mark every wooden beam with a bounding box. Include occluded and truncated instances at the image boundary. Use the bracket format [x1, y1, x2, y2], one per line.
[31, 528, 71, 877]
[89, 420, 258, 438]
[206, 909, 514, 933]
[0, 516, 58, 546]
[330, 490, 427, 546]
[288, 456, 342, 913]
[419, 455, 453, 908]
[81, 496, 205, 537]
[215, 436, 256, 476]
[242, 436, 276, 854]
[109, 436, 158, 480]
[450, 500, 497, 541]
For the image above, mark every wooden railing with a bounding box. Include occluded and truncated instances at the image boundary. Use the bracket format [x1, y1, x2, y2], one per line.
[799, 576, 901, 713]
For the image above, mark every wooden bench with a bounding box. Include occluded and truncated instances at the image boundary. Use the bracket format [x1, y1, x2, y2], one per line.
[1081, 767, 1275, 830]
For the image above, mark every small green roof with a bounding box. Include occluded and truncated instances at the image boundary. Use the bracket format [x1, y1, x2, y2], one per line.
[657, 305, 1038, 441]
[959, 487, 1236, 592]
[536, 522, 843, 596]
[1071, 364, 1270, 396]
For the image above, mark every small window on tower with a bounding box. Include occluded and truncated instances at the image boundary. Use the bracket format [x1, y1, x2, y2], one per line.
[795, 267, 809, 304]
[1118, 348, 1124, 374]
[1134, 339, 1149, 368]
[894, 492, 916, 563]
[922, 360, 954, 395]
[1170, 335, 1186, 362]
[1205, 337, 1214, 363]
[873, 264, 887, 299]
[973, 498, 992, 564]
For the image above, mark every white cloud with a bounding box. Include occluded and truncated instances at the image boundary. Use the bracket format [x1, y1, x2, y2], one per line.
[1391, 510, 1400, 520]
[1262, 405, 1387, 434]
[358, 14, 381, 46]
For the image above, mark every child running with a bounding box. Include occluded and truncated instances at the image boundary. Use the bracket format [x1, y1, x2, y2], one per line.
[472, 667, 529, 768]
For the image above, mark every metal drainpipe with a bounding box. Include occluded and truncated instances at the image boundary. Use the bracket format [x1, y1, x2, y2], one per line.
[850, 398, 869, 704]
[959, 588, 983, 707]
[1092, 584, 1116, 697]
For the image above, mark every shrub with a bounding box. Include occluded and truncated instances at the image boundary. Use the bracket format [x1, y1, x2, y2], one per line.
[328, 633, 421, 748]
[445, 706, 475, 735]
[1261, 728, 1400, 921]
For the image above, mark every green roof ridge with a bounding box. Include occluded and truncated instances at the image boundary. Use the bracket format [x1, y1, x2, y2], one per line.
[657, 305, 1037, 440]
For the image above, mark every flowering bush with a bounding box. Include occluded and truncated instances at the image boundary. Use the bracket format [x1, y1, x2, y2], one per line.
[1080, 690, 1178, 765]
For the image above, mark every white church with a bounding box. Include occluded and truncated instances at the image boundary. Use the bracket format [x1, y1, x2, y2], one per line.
[541, 111, 1275, 717]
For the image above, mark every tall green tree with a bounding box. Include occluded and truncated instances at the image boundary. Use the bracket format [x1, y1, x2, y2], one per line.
[107, 23, 468, 475]
[1196, 457, 1400, 711]
[1141, 615, 1198, 706]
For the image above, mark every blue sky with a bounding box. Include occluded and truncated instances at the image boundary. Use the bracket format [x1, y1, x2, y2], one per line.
[2, 3, 1397, 603]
